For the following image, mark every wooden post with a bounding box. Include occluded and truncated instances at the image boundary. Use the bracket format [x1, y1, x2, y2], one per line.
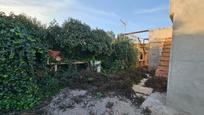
[54, 65, 58, 72]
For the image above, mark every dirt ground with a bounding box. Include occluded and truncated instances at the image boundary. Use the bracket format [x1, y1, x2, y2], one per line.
[40, 88, 144, 115]
[67, 69, 146, 102]
[18, 69, 149, 115]
[40, 70, 148, 115]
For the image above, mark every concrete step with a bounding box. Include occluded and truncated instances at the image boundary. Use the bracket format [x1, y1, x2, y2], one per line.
[132, 85, 153, 96]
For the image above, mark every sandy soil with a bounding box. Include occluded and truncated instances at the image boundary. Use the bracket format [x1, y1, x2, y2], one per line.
[43, 88, 144, 115]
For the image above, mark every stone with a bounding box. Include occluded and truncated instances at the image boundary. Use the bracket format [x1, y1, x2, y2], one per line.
[142, 92, 168, 115]
[141, 92, 191, 115]
[132, 85, 153, 96]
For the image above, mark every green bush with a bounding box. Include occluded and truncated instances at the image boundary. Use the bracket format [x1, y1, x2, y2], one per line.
[53, 65, 80, 87]
[0, 13, 47, 111]
[91, 29, 112, 59]
[37, 75, 60, 98]
[145, 76, 167, 92]
[102, 38, 138, 73]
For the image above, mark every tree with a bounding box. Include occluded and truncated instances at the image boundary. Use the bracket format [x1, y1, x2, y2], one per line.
[47, 18, 112, 61]
[91, 29, 112, 59]
[46, 20, 62, 49]
[106, 31, 115, 39]
[58, 18, 93, 60]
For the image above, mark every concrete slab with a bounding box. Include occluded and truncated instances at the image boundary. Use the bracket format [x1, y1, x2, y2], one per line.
[142, 92, 191, 115]
[132, 85, 153, 96]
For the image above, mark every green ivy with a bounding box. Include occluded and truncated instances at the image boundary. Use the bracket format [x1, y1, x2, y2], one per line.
[0, 13, 47, 111]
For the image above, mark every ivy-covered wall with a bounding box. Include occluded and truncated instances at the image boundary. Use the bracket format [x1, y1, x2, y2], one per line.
[0, 13, 48, 111]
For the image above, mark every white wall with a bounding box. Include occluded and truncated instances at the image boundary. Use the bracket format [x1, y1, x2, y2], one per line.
[167, 0, 204, 114]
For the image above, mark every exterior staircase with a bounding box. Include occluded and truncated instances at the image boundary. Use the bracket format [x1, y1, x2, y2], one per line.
[155, 37, 172, 77]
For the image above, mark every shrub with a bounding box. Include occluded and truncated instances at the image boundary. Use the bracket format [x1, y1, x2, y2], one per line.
[0, 13, 47, 111]
[37, 75, 60, 98]
[53, 65, 80, 87]
[145, 76, 167, 92]
[102, 38, 138, 73]
[91, 29, 112, 59]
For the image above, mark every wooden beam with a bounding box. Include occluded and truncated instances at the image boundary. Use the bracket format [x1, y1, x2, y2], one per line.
[121, 29, 149, 35]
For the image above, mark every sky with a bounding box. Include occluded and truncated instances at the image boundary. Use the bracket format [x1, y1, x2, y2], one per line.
[0, 0, 172, 36]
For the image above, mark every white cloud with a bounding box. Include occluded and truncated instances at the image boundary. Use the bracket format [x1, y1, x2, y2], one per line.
[1, 0, 134, 34]
[0, 0, 121, 28]
[0, 0, 77, 24]
[53, 0, 121, 26]
[134, 5, 168, 15]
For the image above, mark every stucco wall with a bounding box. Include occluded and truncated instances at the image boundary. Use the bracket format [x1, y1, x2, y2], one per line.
[167, 0, 204, 114]
[148, 27, 172, 70]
